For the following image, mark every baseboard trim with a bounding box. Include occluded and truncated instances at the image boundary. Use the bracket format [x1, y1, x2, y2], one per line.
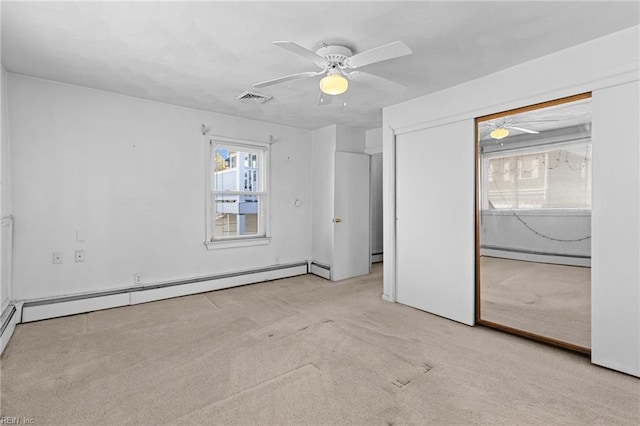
[0, 304, 19, 354]
[21, 262, 308, 323]
[309, 261, 331, 280]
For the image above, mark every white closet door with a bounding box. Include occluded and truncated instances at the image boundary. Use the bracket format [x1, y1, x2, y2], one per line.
[591, 80, 640, 377]
[395, 121, 475, 325]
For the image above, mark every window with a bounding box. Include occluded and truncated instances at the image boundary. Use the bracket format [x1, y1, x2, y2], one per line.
[483, 140, 591, 210]
[206, 138, 269, 248]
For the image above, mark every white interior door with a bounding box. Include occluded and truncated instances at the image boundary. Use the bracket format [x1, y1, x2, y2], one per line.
[332, 152, 370, 281]
[395, 121, 475, 325]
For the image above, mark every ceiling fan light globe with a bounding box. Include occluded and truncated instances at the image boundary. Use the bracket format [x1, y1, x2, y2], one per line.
[490, 127, 509, 140]
[319, 73, 348, 95]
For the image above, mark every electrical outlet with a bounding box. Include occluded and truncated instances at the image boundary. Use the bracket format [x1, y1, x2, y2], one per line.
[75, 250, 85, 263]
[53, 252, 63, 264]
[134, 273, 142, 284]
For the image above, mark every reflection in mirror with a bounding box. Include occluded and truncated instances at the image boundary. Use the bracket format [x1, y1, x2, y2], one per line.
[476, 94, 592, 352]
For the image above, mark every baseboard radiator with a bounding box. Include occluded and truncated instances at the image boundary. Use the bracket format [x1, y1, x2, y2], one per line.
[480, 246, 591, 267]
[309, 261, 331, 280]
[20, 261, 308, 323]
[0, 304, 18, 354]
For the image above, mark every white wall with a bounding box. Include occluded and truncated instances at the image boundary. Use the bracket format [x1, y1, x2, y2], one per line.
[7, 74, 312, 301]
[481, 211, 591, 265]
[0, 66, 7, 218]
[365, 128, 382, 155]
[310, 126, 336, 266]
[336, 125, 366, 154]
[1, 65, 11, 312]
[384, 26, 639, 376]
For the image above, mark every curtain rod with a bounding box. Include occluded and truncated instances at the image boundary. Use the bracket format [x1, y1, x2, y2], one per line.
[201, 124, 277, 144]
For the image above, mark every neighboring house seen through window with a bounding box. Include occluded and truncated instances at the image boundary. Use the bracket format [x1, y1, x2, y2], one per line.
[482, 140, 591, 210]
[206, 138, 269, 248]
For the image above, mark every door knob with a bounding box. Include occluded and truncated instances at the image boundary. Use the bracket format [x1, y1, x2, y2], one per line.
[333, 217, 342, 223]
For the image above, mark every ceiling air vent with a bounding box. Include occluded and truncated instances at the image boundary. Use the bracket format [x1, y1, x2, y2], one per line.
[236, 91, 273, 104]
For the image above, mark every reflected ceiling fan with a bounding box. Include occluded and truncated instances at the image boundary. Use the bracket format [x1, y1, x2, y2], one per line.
[485, 117, 540, 140]
[253, 40, 412, 103]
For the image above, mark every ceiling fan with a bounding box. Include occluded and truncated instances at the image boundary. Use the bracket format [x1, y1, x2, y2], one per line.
[485, 117, 540, 140]
[252, 40, 412, 101]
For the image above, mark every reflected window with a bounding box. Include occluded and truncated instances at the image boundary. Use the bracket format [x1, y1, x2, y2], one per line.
[484, 141, 591, 210]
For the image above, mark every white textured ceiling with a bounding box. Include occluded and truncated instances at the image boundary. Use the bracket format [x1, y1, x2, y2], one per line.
[2, 1, 638, 130]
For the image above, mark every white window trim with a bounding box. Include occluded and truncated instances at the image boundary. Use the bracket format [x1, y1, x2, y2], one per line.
[204, 135, 271, 249]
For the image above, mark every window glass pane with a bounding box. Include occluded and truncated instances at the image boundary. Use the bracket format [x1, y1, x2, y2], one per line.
[213, 194, 260, 237]
[213, 148, 260, 192]
[486, 143, 591, 209]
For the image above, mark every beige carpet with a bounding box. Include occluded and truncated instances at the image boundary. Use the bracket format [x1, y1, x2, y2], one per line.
[480, 256, 591, 349]
[2, 264, 638, 425]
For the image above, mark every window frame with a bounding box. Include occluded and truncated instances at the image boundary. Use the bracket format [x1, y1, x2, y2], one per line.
[205, 136, 270, 249]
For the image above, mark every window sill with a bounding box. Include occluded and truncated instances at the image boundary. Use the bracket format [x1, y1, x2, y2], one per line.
[204, 237, 271, 250]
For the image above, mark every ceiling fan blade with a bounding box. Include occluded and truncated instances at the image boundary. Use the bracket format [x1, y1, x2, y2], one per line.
[344, 41, 412, 69]
[347, 70, 406, 91]
[273, 41, 329, 68]
[508, 126, 540, 134]
[253, 71, 321, 89]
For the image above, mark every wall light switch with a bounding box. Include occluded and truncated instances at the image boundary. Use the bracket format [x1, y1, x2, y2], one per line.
[75, 250, 85, 263]
[76, 230, 86, 242]
[53, 252, 63, 264]
[294, 199, 301, 207]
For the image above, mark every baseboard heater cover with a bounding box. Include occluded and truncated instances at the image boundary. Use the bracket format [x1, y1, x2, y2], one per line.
[0, 304, 18, 354]
[21, 261, 308, 322]
[481, 245, 590, 259]
[480, 246, 591, 267]
[309, 261, 331, 280]
[1, 304, 16, 337]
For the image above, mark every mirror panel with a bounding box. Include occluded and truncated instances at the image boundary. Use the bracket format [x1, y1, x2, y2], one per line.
[476, 94, 592, 352]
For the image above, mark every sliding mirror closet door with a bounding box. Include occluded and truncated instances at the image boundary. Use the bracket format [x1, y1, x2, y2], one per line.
[476, 94, 592, 353]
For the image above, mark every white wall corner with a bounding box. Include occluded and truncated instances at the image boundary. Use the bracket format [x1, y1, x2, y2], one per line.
[365, 127, 383, 155]
[381, 125, 396, 302]
[335, 124, 366, 153]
